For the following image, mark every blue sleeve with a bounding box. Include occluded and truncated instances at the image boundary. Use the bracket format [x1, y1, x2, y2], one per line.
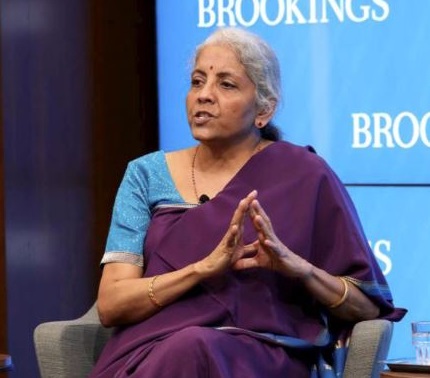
[101, 161, 151, 267]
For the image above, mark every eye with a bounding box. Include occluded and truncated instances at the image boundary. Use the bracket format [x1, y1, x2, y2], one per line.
[220, 81, 236, 89]
[191, 77, 204, 87]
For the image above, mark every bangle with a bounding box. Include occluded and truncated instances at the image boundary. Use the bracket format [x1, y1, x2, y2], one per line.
[148, 275, 163, 308]
[328, 277, 349, 309]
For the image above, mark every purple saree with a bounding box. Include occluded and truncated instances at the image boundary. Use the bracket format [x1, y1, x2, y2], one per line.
[90, 141, 405, 377]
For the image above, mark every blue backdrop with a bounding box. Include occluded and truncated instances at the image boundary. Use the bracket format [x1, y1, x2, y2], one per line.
[155, 0, 430, 360]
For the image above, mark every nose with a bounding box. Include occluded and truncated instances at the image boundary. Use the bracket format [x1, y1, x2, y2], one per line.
[197, 81, 215, 104]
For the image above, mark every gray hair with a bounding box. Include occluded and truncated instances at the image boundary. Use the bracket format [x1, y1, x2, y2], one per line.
[194, 27, 281, 116]
[193, 27, 282, 140]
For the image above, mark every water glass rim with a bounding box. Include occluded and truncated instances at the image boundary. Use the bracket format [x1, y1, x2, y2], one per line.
[411, 320, 430, 332]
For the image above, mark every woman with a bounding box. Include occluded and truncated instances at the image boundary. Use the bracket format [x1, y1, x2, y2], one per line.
[90, 27, 405, 377]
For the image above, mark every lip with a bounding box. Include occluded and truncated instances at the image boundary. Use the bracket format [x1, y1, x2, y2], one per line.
[193, 110, 215, 125]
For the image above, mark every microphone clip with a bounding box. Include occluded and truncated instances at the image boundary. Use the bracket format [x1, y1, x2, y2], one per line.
[198, 194, 210, 204]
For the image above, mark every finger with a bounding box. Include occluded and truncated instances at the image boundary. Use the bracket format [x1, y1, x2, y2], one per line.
[226, 224, 239, 248]
[243, 241, 259, 252]
[253, 214, 276, 241]
[264, 238, 280, 250]
[230, 198, 249, 226]
[239, 190, 258, 217]
[251, 199, 272, 227]
[263, 238, 284, 255]
[229, 191, 258, 230]
[233, 256, 260, 270]
[241, 242, 258, 257]
[224, 191, 259, 252]
[246, 189, 258, 201]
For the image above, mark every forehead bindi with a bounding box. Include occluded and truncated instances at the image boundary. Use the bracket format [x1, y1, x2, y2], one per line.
[198, 45, 239, 65]
[195, 46, 246, 78]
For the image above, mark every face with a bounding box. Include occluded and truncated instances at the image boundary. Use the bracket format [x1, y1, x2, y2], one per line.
[186, 44, 263, 144]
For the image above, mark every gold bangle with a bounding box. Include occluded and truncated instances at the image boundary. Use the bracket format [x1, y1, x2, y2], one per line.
[328, 277, 349, 309]
[148, 275, 163, 308]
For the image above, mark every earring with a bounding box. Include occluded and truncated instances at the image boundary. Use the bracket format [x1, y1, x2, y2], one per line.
[257, 122, 263, 127]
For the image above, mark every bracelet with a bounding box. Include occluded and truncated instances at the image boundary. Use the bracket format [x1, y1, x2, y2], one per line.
[328, 277, 349, 309]
[148, 275, 163, 308]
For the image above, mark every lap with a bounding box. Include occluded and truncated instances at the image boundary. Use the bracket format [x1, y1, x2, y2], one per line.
[130, 326, 311, 378]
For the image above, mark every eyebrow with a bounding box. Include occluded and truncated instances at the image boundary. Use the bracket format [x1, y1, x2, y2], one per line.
[191, 69, 237, 80]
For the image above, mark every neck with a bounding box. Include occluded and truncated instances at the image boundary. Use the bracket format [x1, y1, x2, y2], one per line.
[198, 136, 262, 165]
[191, 137, 263, 204]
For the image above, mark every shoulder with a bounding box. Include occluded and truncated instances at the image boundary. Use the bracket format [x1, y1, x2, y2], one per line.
[117, 150, 183, 203]
[272, 141, 350, 204]
[114, 151, 168, 194]
[270, 141, 347, 192]
[271, 141, 331, 174]
[129, 150, 165, 168]
[123, 150, 167, 179]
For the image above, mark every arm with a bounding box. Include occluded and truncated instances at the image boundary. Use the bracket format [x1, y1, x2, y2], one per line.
[97, 263, 202, 327]
[300, 264, 380, 321]
[97, 191, 259, 327]
[234, 197, 380, 322]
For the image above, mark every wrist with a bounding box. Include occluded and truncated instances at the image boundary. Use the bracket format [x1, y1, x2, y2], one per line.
[192, 259, 212, 280]
[298, 261, 314, 281]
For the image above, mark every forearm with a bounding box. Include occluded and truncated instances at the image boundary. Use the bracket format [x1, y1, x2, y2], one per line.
[97, 263, 203, 327]
[97, 192, 256, 328]
[300, 264, 380, 321]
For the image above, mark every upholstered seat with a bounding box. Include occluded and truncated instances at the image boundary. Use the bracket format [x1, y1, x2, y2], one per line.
[34, 303, 393, 378]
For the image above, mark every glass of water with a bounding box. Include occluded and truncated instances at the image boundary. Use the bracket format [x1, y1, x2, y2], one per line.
[412, 321, 430, 365]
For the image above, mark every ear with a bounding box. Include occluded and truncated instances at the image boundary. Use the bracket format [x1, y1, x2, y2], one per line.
[255, 99, 276, 128]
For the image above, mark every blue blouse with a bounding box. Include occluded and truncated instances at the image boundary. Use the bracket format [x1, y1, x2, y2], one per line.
[100, 151, 189, 267]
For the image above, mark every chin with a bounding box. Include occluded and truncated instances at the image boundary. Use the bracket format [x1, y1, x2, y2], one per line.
[191, 130, 211, 141]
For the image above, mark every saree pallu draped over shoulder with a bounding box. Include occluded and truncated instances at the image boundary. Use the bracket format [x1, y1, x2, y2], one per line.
[90, 141, 405, 378]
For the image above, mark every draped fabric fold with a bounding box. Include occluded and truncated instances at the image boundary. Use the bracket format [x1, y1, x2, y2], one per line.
[90, 141, 405, 377]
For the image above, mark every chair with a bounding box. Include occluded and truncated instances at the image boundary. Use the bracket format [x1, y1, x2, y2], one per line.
[34, 303, 393, 378]
[34, 304, 113, 378]
[0, 353, 13, 372]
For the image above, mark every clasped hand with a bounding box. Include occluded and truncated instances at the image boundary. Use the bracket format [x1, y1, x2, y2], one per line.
[196, 190, 312, 279]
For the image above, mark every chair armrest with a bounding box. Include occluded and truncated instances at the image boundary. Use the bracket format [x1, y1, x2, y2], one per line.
[343, 319, 393, 378]
[34, 304, 114, 378]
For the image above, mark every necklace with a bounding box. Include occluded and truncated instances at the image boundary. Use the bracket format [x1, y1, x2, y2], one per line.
[191, 145, 207, 204]
[191, 139, 263, 204]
